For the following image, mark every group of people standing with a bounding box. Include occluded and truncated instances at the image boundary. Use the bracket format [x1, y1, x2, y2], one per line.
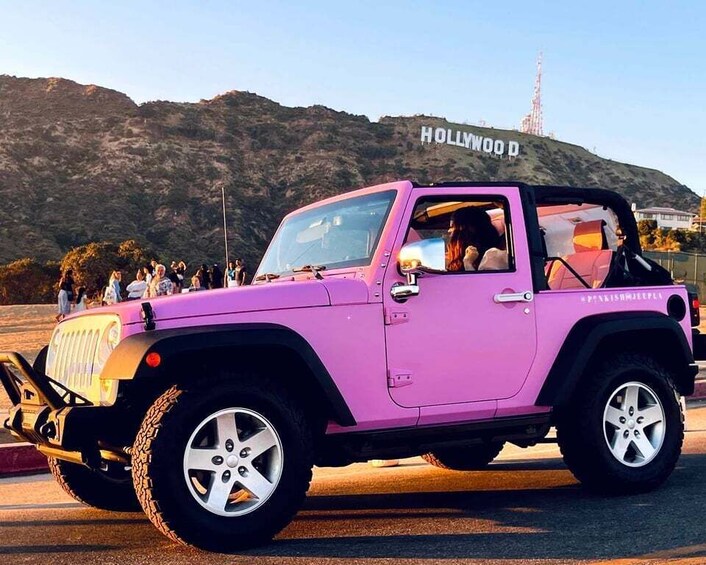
[104, 259, 248, 304]
[55, 269, 87, 321]
[111, 261, 185, 303]
[56, 258, 249, 319]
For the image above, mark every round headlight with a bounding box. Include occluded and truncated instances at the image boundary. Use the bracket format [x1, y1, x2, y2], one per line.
[107, 323, 120, 350]
[93, 321, 122, 376]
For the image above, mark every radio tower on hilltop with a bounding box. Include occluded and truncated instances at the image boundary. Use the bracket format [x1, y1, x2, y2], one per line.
[521, 52, 543, 136]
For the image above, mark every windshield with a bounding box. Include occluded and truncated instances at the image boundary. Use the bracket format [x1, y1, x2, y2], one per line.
[256, 190, 396, 278]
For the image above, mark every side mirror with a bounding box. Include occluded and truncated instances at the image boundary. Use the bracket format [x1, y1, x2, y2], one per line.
[398, 238, 446, 275]
[392, 238, 446, 302]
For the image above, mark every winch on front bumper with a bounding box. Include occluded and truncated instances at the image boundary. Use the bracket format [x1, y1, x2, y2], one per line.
[0, 351, 129, 468]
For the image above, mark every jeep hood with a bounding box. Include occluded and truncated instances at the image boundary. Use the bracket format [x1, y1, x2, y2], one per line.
[74, 278, 370, 326]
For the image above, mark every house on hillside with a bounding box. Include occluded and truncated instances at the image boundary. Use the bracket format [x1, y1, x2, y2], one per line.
[633, 207, 695, 230]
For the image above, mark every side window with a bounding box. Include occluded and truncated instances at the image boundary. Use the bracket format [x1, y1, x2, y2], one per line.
[539, 203, 621, 290]
[405, 197, 515, 273]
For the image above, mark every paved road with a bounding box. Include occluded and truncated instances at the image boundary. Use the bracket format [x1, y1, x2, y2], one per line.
[2, 405, 706, 565]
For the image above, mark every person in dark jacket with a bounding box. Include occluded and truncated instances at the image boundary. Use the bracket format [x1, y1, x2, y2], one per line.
[197, 264, 211, 290]
[235, 258, 247, 286]
[210, 264, 223, 289]
[168, 262, 182, 293]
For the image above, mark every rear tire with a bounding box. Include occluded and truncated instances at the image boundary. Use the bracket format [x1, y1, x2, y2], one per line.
[422, 442, 505, 471]
[557, 353, 683, 494]
[132, 374, 314, 551]
[48, 457, 141, 511]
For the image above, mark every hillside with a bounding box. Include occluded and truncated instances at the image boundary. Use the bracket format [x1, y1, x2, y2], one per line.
[0, 75, 698, 268]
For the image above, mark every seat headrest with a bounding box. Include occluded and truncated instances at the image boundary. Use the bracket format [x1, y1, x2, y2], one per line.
[573, 220, 608, 252]
[406, 228, 422, 243]
[491, 214, 505, 237]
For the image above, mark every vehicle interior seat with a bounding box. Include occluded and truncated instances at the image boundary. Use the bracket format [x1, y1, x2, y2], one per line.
[547, 220, 613, 290]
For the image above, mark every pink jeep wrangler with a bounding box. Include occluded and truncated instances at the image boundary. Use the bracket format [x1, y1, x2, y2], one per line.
[1, 180, 701, 551]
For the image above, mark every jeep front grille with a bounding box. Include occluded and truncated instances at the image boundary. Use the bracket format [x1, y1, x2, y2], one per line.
[45, 314, 122, 405]
[51, 328, 101, 392]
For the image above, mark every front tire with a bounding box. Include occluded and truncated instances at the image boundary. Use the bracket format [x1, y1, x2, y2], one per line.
[422, 442, 505, 470]
[132, 375, 314, 551]
[557, 353, 684, 494]
[48, 457, 141, 511]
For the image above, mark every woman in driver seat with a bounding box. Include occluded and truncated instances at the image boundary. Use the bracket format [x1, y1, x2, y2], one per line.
[446, 207, 508, 272]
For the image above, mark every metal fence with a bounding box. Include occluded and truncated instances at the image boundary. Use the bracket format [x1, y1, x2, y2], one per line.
[644, 250, 706, 297]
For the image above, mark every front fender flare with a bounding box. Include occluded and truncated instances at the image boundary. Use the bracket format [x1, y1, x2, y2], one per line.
[101, 323, 356, 426]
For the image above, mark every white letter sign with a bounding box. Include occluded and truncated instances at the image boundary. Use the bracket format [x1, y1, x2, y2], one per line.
[419, 125, 521, 158]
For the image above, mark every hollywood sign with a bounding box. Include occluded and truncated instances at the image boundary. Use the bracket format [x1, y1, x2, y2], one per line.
[420, 125, 520, 158]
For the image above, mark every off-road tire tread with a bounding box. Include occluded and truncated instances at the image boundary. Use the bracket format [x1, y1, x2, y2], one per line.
[557, 352, 684, 494]
[48, 456, 140, 511]
[132, 375, 314, 550]
[132, 385, 185, 544]
[422, 442, 505, 470]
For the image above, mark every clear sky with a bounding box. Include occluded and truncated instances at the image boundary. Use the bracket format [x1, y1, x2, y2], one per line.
[1, 1, 704, 198]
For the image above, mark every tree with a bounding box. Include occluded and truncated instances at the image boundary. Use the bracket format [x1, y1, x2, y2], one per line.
[0, 259, 59, 305]
[60, 239, 154, 299]
[637, 220, 658, 249]
[665, 229, 687, 251]
[118, 239, 154, 271]
[682, 231, 706, 253]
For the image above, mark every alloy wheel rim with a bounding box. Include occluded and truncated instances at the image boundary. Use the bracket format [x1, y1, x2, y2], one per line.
[602, 381, 665, 468]
[182, 407, 283, 517]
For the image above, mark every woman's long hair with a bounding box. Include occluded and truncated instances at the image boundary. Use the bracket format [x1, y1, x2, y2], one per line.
[446, 207, 500, 271]
[59, 269, 73, 285]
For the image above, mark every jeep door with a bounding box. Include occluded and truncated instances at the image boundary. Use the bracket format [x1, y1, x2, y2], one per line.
[382, 186, 538, 418]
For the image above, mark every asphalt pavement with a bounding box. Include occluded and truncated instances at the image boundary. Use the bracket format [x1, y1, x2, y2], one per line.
[2, 403, 706, 564]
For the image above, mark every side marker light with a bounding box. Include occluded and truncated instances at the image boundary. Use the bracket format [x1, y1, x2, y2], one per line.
[145, 352, 161, 368]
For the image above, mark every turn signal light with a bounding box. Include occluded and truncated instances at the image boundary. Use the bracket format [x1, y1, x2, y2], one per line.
[145, 352, 162, 368]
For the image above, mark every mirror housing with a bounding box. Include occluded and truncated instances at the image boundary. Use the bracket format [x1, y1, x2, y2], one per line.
[398, 238, 446, 275]
[392, 238, 446, 303]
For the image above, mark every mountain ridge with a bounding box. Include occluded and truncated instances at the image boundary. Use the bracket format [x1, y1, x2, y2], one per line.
[0, 75, 698, 268]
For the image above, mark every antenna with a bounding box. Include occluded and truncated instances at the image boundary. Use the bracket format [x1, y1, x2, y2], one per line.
[520, 52, 544, 136]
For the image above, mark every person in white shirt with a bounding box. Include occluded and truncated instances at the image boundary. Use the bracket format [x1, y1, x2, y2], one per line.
[142, 265, 154, 286]
[103, 272, 120, 305]
[73, 287, 88, 312]
[147, 264, 174, 297]
[126, 270, 148, 300]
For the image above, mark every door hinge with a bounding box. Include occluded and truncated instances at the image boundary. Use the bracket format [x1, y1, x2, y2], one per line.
[384, 309, 410, 325]
[387, 370, 413, 388]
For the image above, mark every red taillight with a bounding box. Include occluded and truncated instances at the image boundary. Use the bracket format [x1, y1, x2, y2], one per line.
[693, 298, 700, 310]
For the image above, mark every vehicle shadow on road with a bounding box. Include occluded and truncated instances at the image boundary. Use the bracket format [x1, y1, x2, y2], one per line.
[1, 454, 705, 562]
[0, 544, 118, 555]
[252, 452, 706, 561]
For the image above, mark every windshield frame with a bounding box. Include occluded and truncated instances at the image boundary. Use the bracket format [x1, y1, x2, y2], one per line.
[255, 189, 398, 279]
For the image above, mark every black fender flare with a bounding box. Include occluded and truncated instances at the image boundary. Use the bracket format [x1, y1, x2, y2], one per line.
[33, 345, 49, 375]
[101, 323, 356, 426]
[536, 312, 697, 407]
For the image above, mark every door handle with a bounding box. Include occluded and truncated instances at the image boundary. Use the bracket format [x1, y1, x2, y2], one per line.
[494, 291, 533, 303]
[390, 282, 420, 302]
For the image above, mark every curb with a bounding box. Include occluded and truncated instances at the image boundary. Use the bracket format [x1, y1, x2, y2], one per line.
[0, 443, 48, 477]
